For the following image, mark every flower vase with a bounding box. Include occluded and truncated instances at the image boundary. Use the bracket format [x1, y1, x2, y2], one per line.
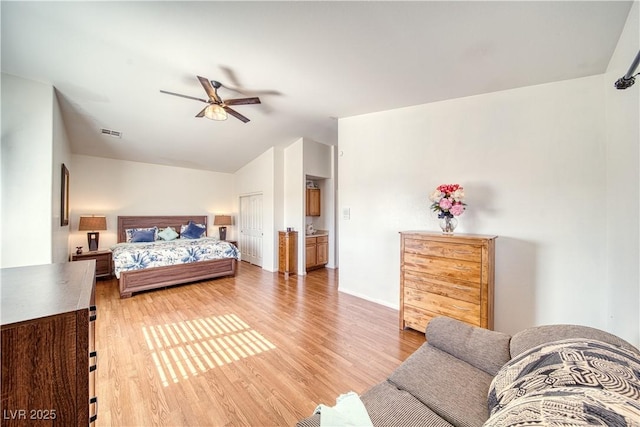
[439, 216, 458, 234]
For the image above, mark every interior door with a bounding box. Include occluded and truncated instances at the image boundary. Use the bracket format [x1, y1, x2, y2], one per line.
[239, 193, 263, 266]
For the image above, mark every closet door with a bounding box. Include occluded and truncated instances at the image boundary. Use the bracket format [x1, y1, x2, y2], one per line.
[239, 193, 263, 266]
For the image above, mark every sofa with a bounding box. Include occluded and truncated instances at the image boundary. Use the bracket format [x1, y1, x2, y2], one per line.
[297, 316, 640, 427]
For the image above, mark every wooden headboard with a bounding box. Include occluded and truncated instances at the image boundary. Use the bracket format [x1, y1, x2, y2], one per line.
[117, 215, 208, 243]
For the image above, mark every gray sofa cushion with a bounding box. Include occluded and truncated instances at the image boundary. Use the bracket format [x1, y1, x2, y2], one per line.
[426, 316, 511, 376]
[363, 381, 455, 427]
[388, 343, 493, 427]
[510, 324, 640, 358]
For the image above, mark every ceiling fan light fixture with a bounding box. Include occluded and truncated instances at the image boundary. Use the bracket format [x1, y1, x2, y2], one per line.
[204, 104, 227, 121]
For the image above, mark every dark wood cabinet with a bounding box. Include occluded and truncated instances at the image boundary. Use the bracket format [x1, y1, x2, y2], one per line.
[72, 250, 112, 278]
[1, 261, 97, 426]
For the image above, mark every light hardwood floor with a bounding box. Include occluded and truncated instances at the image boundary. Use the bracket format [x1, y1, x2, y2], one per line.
[96, 262, 425, 426]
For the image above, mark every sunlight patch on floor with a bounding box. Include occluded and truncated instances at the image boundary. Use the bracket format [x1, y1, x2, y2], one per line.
[142, 313, 276, 386]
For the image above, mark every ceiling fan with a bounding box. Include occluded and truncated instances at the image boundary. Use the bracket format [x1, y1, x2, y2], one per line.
[160, 76, 260, 123]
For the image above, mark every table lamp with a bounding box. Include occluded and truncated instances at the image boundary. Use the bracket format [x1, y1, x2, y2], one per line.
[79, 215, 107, 252]
[213, 215, 232, 241]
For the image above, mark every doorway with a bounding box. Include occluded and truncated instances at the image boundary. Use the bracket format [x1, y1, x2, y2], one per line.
[239, 193, 263, 266]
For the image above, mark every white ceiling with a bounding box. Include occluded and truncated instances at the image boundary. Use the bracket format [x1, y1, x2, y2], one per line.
[2, 1, 633, 173]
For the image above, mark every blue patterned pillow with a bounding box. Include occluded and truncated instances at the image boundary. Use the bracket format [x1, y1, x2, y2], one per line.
[125, 226, 158, 242]
[130, 229, 156, 243]
[157, 226, 179, 241]
[180, 221, 206, 239]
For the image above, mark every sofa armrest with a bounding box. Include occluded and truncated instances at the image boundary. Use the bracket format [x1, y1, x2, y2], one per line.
[426, 317, 511, 376]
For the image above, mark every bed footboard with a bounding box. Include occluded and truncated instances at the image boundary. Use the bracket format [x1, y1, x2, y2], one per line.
[119, 258, 236, 298]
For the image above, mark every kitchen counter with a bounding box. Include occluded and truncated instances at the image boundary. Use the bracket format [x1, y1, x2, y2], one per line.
[306, 230, 328, 237]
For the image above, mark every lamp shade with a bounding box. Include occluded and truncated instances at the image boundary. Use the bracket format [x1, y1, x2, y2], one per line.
[214, 215, 232, 226]
[204, 104, 228, 121]
[78, 215, 107, 231]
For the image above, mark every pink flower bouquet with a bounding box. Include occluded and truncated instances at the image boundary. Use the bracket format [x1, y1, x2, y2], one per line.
[429, 184, 466, 218]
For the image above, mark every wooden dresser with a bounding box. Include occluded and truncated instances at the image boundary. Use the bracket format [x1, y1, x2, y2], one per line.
[399, 231, 497, 332]
[1, 261, 98, 426]
[278, 230, 298, 278]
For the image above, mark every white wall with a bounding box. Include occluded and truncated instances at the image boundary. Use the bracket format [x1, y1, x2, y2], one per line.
[70, 155, 235, 253]
[234, 146, 282, 272]
[52, 90, 72, 263]
[284, 139, 306, 272]
[338, 74, 633, 341]
[604, 1, 639, 345]
[304, 139, 332, 179]
[235, 140, 335, 274]
[304, 139, 336, 269]
[1, 73, 70, 267]
[282, 138, 337, 273]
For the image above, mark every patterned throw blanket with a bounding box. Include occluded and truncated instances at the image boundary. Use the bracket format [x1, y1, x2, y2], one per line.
[485, 338, 640, 426]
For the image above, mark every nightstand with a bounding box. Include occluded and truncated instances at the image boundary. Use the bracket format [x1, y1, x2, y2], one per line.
[72, 249, 112, 279]
[223, 240, 238, 247]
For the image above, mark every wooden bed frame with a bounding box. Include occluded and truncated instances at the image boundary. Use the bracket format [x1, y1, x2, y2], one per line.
[116, 215, 237, 298]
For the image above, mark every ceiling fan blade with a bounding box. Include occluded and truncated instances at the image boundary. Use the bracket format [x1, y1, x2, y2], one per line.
[197, 75, 222, 103]
[224, 97, 261, 106]
[220, 65, 242, 89]
[195, 106, 208, 118]
[218, 66, 282, 96]
[160, 90, 208, 103]
[224, 106, 250, 123]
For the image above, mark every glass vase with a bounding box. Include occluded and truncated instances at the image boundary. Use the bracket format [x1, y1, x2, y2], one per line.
[439, 216, 458, 234]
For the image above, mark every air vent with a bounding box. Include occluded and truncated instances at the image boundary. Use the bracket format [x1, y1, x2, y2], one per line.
[100, 128, 122, 138]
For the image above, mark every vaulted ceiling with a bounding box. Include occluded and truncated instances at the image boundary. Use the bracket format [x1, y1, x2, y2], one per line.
[2, 1, 633, 173]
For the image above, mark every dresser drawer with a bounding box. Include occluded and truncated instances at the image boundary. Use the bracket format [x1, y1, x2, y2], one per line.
[404, 287, 481, 326]
[403, 252, 481, 283]
[403, 270, 480, 304]
[403, 305, 438, 333]
[403, 238, 482, 262]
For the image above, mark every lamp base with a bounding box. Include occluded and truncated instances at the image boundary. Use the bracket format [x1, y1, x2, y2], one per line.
[87, 232, 100, 252]
[218, 226, 227, 241]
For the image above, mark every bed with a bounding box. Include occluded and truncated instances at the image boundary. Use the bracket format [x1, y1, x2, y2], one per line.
[114, 215, 238, 298]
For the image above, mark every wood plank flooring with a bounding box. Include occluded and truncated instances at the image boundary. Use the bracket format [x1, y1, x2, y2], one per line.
[96, 262, 425, 426]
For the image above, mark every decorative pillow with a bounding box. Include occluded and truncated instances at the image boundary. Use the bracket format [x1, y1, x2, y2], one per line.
[125, 227, 158, 243]
[130, 229, 156, 243]
[157, 226, 179, 241]
[485, 338, 640, 426]
[180, 221, 206, 239]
